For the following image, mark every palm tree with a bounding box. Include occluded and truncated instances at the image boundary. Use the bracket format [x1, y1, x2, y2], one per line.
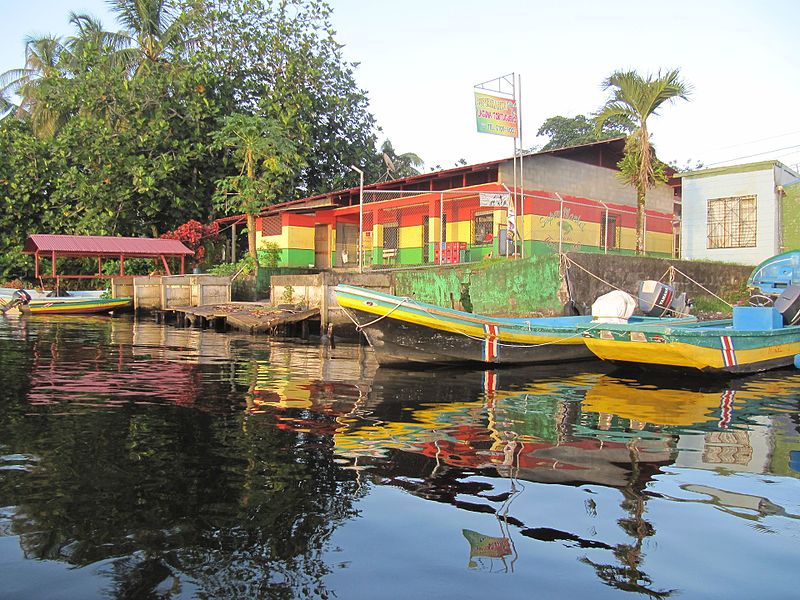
[380, 140, 424, 180]
[108, 0, 189, 73]
[595, 69, 691, 254]
[0, 34, 67, 137]
[64, 12, 131, 71]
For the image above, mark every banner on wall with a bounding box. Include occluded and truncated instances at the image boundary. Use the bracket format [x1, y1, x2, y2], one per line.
[474, 92, 518, 137]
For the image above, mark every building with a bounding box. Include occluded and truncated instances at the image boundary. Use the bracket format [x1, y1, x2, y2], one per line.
[680, 160, 799, 265]
[253, 138, 680, 269]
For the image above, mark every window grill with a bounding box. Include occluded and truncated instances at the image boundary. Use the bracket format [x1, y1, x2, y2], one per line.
[707, 195, 757, 249]
[473, 211, 494, 245]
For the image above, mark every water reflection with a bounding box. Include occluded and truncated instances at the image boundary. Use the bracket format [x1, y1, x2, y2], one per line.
[1, 315, 799, 598]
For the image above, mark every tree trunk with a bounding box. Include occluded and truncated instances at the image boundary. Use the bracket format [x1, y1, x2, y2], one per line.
[247, 212, 259, 268]
[635, 187, 646, 255]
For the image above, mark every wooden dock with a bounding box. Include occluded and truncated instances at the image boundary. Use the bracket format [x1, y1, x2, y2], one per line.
[158, 302, 320, 335]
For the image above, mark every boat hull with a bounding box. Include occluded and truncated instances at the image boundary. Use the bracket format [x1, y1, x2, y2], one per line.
[583, 321, 800, 374]
[20, 297, 132, 315]
[336, 285, 598, 366]
[343, 307, 593, 366]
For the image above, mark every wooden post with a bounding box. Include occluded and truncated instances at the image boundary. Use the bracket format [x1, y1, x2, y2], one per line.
[327, 322, 336, 349]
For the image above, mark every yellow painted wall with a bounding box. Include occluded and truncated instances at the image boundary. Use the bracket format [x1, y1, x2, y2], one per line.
[399, 225, 423, 248]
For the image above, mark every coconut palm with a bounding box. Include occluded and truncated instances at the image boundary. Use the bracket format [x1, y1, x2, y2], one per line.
[595, 69, 691, 254]
[108, 0, 189, 73]
[380, 140, 424, 180]
[0, 34, 67, 137]
[64, 12, 131, 71]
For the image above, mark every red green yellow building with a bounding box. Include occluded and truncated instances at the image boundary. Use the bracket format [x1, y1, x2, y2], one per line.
[254, 138, 680, 269]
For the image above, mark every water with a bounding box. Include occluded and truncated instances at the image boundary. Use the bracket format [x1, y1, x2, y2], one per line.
[1, 315, 799, 599]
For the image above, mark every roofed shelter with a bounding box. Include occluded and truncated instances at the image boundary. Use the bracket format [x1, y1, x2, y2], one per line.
[23, 234, 194, 283]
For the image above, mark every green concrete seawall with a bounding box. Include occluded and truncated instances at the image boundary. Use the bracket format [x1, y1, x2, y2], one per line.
[393, 254, 563, 316]
[392, 251, 753, 317]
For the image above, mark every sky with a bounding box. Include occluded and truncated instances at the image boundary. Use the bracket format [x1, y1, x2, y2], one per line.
[3, 0, 800, 174]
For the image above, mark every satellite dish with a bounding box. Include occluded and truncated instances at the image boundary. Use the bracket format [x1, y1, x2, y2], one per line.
[383, 152, 395, 173]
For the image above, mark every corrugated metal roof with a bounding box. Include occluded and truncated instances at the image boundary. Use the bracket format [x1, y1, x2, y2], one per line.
[23, 234, 194, 256]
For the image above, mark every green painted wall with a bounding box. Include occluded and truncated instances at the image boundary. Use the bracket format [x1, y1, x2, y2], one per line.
[280, 248, 315, 268]
[394, 254, 563, 316]
[783, 183, 800, 250]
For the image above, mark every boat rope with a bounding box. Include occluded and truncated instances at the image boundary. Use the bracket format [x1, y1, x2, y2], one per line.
[560, 254, 627, 294]
[669, 266, 733, 308]
[341, 296, 411, 331]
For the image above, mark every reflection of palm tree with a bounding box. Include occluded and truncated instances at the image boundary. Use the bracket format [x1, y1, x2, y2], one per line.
[379, 140, 424, 180]
[580, 441, 675, 599]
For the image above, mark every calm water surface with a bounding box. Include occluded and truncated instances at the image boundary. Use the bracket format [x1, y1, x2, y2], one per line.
[1, 315, 799, 599]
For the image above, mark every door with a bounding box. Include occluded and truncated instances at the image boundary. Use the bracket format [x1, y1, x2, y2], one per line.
[601, 215, 618, 251]
[314, 224, 330, 269]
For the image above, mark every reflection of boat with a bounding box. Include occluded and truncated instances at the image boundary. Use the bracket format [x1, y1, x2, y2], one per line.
[334, 284, 687, 366]
[0, 288, 131, 315]
[583, 379, 730, 427]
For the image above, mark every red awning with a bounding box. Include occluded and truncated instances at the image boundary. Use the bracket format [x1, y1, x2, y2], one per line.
[23, 234, 193, 257]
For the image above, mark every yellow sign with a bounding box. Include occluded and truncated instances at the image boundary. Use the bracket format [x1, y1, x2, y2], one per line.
[475, 92, 518, 137]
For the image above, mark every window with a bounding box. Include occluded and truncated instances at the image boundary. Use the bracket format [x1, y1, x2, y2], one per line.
[383, 222, 399, 250]
[473, 211, 494, 245]
[261, 215, 281, 237]
[707, 195, 757, 249]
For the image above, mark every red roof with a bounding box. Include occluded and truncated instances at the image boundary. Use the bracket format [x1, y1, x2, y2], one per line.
[23, 234, 194, 257]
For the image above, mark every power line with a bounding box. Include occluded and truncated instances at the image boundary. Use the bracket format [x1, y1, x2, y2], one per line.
[704, 143, 800, 167]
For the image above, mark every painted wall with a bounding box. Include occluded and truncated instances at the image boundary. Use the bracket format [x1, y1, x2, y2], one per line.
[681, 162, 794, 265]
[500, 154, 675, 213]
[256, 213, 316, 267]
[783, 181, 800, 250]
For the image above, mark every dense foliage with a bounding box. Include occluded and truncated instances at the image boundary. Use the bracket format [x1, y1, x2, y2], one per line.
[536, 114, 633, 151]
[0, 0, 387, 280]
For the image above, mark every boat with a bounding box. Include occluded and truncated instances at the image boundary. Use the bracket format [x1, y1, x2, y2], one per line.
[0, 288, 132, 315]
[748, 250, 800, 297]
[582, 291, 800, 374]
[334, 283, 695, 366]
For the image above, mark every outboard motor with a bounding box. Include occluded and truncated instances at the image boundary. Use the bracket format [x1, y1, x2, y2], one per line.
[637, 280, 689, 317]
[774, 284, 800, 326]
[0, 289, 32, 314]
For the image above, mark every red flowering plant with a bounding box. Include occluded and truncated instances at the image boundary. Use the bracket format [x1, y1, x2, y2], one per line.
[161, 220, 220, 269]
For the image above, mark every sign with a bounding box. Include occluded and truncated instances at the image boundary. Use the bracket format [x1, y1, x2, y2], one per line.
[506, 198, 517, 238]
[474, 92, 518, 137]
[479, 192, 510, 207]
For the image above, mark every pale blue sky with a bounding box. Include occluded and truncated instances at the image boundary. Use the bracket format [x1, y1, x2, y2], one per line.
[3, 0, 800, 173]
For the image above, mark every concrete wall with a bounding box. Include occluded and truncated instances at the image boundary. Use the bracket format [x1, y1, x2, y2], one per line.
[681, 163, 794, 265]
[500, 154, 674, 213]
[563, 252, 752, 315]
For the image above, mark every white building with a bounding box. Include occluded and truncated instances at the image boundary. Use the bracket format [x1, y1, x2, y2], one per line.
[680, 160, 799, 265]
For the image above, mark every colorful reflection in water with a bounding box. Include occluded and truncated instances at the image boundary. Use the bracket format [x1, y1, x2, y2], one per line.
[1, 315, 799, 598]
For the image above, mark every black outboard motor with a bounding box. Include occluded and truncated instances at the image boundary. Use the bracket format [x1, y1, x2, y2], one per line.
[0, 289, 32, 314]
[637, 280, 689, 317]
[774, 284, 800, 326]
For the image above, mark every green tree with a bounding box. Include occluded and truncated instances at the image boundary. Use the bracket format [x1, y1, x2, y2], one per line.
[212, 113, 302, 266]
[109, 0, 189, 72]
[379, 139, 424, 180]
[595, 69, 691, 254]
[0, 34, 68, 138]
[537, 114, 632, 151]
[184, 0, 383, 196]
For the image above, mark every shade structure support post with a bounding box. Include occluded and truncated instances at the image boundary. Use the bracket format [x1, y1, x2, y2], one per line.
[161, 255, 172, 276]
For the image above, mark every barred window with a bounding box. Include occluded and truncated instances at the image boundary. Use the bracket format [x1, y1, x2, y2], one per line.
[383, 222, 399, 250]
[261, 215, 281, 237]
[707, 196, 757, 249]
[473, 211, 494, 245]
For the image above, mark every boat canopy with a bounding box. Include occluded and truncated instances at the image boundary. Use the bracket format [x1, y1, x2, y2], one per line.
[748, 251, 800, 295]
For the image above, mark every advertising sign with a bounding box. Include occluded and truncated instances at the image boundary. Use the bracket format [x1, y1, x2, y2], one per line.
[474, 92, 518, 138]
[479, 192, 510, 207]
